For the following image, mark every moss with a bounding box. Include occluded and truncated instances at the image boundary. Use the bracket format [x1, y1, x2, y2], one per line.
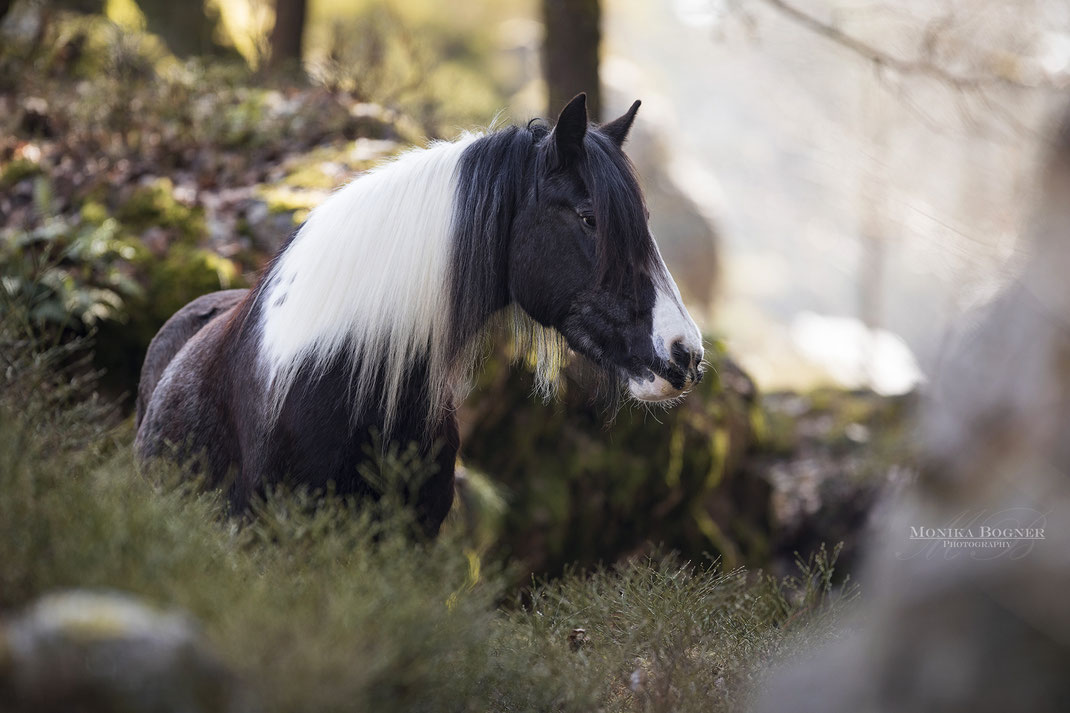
[80, 200, 111, 225]
[220, 93, 269, 148]
[89, 241, 241, 400]
[280, 144, 358, 189]
[0, 158, 42, 189]
[756, 405, 798, 455]
[116, 178, 205, 243]
[459, 343, 769, 580]
[258, 185, 323, 216]
[274, 140, 403, 204]
[281, 162, 340, 191]
[147, 246, 236, 312]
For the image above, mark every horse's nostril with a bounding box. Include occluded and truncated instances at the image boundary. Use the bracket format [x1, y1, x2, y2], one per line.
[670, 339, 694, 369]
[670, 338, 705, 385]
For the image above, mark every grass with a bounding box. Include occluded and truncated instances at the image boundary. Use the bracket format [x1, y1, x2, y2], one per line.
[0, 321, 857, 712]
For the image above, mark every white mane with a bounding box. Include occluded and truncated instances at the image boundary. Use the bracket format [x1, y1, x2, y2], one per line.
[258, 133, 481, 430]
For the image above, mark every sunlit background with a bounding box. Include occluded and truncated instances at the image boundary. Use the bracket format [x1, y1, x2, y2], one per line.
[601, 0, 1062, 396]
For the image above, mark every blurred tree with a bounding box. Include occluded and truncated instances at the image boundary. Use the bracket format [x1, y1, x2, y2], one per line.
[4, 1, 105, 52]
[135, 0, 234, 59]
[542, 0, 601, 120]
[52, 0, 104, 12]
[268, 0, 306, 72]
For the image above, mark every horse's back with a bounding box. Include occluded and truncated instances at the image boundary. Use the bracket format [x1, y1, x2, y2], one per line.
[135, 289, 248, 428]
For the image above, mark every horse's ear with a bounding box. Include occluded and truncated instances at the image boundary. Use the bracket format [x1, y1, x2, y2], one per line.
[552, 93, 588, 166]
[601, 99, 641, 147]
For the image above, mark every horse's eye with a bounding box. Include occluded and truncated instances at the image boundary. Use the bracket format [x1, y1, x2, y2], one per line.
[581, 214, 596, 229]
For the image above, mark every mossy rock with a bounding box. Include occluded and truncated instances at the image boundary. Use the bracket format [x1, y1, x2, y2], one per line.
[0, 590, 246, 713]
[458, 343, 770, 580]
[746, 388, 917, 575]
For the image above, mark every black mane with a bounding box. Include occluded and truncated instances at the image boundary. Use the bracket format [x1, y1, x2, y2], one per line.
[448, 125, 541, 357]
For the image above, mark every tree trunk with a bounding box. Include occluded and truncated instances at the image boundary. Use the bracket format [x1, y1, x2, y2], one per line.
[268, 0, 307, 72]
[53, 0, 105, 13]
[541, 0, 601, 121]
[136, 0, 232, 59]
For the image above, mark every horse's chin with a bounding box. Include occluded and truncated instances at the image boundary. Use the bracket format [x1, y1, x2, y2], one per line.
[627, 373, 689, 403]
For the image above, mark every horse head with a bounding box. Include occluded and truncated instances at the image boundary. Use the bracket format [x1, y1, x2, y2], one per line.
[507, 94, 705, 402]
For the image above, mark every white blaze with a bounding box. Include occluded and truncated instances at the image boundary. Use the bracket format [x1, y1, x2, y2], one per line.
[629, 244, 704, 402]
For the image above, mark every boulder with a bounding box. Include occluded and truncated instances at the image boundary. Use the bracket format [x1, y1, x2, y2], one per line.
[0, 590, 247, 713]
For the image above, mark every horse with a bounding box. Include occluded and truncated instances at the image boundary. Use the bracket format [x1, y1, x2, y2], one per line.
[135, 94, 705, 535]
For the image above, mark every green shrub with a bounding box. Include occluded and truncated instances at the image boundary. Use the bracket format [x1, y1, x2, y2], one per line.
[0, 173, 241, 397]
[0, 322, 856, 712]
[0, 158, 42, 189]
[0, 213, 142, 330]
[115, 178, 205, 241]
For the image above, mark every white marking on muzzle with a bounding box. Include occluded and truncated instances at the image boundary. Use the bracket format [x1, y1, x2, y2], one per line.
[629, 246, 703, 402]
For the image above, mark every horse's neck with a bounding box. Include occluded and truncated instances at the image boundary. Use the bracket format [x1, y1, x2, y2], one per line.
[251, 131, 525, 432]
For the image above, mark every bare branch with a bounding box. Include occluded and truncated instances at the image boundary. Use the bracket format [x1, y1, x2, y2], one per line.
[756, 0, 1063, 92]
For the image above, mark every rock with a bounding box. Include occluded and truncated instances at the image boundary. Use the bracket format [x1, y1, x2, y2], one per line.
[457, 343, 768, 579]
[567, 628, 589, 652]
[0, 590, 248, 713]
[748, 388, 915, 575]
[751, 98, 1070, 713]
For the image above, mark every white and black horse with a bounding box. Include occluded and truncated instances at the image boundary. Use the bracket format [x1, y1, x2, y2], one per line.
[135, 94, 704, 534]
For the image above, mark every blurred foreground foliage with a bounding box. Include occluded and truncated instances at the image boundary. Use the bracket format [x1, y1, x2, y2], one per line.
[0, 315, 858, 712]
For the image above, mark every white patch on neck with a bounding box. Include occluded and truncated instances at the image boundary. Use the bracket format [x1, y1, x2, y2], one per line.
[258, 133, 481, 430]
